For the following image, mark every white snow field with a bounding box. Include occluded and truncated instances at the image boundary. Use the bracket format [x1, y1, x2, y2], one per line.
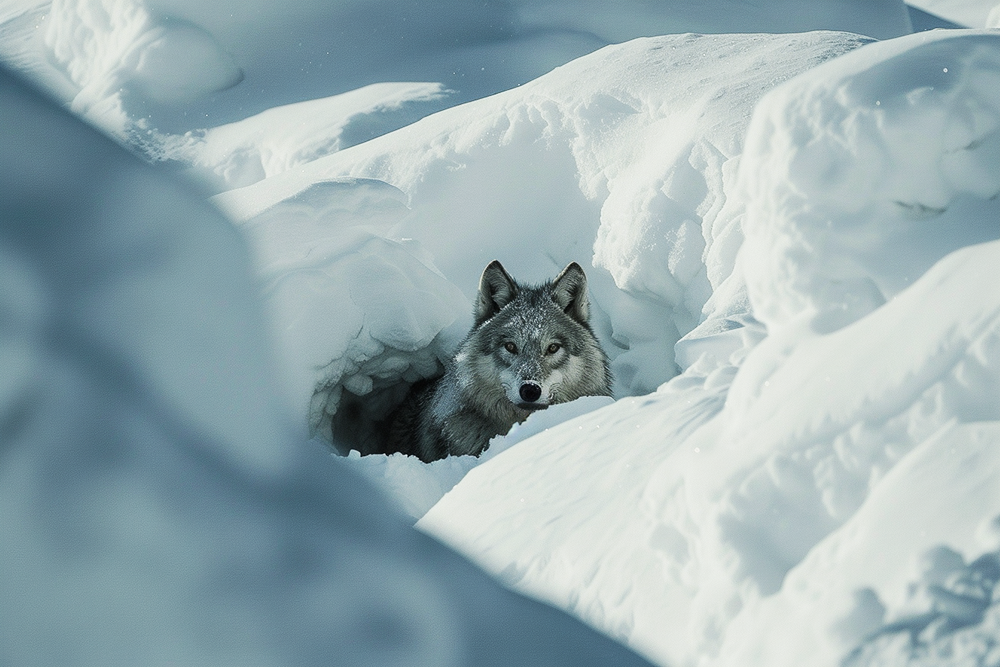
[4, 1, 1000, 666]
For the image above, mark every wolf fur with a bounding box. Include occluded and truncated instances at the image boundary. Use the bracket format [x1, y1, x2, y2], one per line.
[386, 260, 612, 462]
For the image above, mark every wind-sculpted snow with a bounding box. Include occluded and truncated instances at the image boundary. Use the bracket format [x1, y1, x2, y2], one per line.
[155, 83, 451, 193]
[42, 0, 243, 133]
[1, 0, 912, 141]
[0, 65, 655, 667]
[741, 29, 1000, 333]
[419, 30, 1000, 667]
[216, 33, 872, 479]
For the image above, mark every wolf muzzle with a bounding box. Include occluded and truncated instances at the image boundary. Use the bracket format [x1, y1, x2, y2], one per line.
[517, 382, 547, 410]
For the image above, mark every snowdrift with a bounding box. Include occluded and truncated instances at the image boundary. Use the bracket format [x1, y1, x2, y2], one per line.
[0, 65, 654, 667]
[416, 30, 1000, 666]
[212, 31, 875, 514]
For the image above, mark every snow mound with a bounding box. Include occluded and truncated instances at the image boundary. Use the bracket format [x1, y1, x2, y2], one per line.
[908, 0, 1000, 28]
[741, 29, 1000, 334]
[417, 30, 1000, 667]
[342, 396, 614, 520]
[158, 83, 451, 193]
[44, 0, 242, 132]
[216, 32, 873, 455]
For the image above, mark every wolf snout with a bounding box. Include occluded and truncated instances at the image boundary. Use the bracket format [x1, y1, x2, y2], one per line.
[519, 382, 543, 403]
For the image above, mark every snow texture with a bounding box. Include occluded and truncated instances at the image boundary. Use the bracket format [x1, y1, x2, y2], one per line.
[0, 64, 655, 667]
[4, 0, 912, 139]
[419, 29, 1000, 667]
[5, 2, 1000, 667]
[214, 31, 874, 463]
[156, 83, 452, 193]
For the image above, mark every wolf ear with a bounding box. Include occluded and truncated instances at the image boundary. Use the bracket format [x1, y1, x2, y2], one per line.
[551, 262, 590, 324]
[474, 260, 518, 326]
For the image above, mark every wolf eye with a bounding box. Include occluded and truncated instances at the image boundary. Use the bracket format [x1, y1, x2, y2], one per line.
[546, 343, 561, 354]
[503, 342, 518, 354]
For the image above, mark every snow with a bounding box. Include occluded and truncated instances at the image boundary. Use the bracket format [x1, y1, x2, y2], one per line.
[215, 30, 873, 435]
[418, 28, 1000, 667]
[159, 83, 451, 193]
[3, 0, 913, 139]
[740, 29, 1000, 333]
[0, 64, 654, 667]
[4, 2, 1000, 667]
[907, 0, 1000, 27]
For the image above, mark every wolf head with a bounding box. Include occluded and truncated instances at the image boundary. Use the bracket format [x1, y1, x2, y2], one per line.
[455, 260, 612, 422]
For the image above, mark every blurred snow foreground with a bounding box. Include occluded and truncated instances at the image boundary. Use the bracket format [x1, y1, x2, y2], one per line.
[0, 67, 655, 667]
[212, 27, 1000, 667]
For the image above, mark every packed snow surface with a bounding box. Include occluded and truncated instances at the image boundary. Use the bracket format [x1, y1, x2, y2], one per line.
[4, 2, 1000, 667]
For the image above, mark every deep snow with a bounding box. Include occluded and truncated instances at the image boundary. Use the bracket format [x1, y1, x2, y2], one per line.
[4, 1, 1000, 666]
[418, 28, 1000, 666]
[0, 64, 654, 667]
[212, 30, 876, 518]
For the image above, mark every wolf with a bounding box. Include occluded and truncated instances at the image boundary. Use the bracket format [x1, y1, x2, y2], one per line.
[385, 260, 613, 462]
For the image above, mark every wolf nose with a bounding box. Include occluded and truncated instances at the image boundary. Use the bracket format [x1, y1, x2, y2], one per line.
[519, 382, 542, 403]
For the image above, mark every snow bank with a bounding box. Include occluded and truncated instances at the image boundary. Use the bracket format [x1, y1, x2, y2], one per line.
[0, 65, 654, 667]
[740, 29, 1000, 335]
[210, 32, 871, 512]
[343, 395, 614, 518]
[42, 0, 243, 132]
[418, 29, 1000, 667]
[158, 83, 451, 193]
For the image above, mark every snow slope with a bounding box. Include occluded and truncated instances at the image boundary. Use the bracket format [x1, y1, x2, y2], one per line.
[157, 82, 452, 193]
[0, 64, 655, 667]
[419, 29, 1000, 666]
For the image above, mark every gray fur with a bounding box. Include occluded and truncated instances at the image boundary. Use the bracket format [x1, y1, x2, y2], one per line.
[386, 260, 613, 462]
